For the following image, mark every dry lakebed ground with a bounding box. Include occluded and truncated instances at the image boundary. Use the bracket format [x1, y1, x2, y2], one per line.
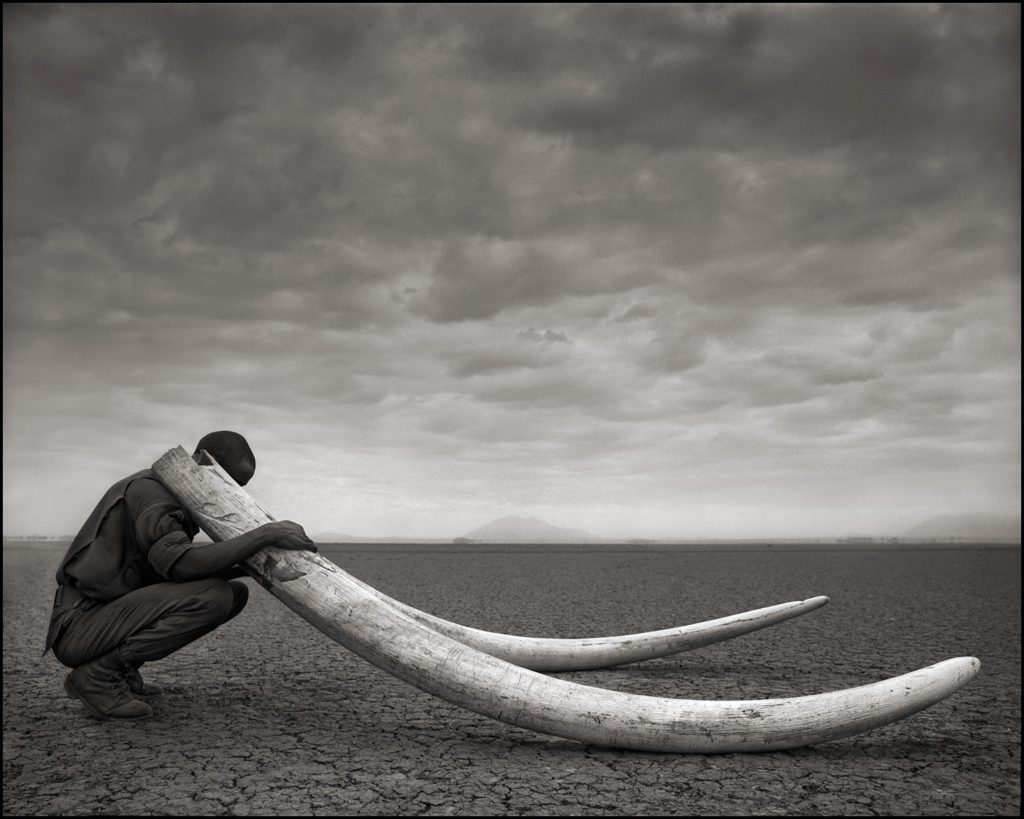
[3, 540, 1020, 816]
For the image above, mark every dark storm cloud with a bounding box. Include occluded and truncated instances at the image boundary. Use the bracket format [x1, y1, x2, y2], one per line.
[445, 342, 556, 379]
[614, 303, 658, 323]
[480, 4, 1019, 306]
[518, 328, 570, 343]
[6, 4, 1015, 327]
[414, 235, 662, 322]
[514, 5, 1018, 158]
[3, 4, 407, 341]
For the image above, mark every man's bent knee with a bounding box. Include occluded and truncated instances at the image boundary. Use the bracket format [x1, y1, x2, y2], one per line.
[180, 578, 237, 625]
[225, 580, 249, 623]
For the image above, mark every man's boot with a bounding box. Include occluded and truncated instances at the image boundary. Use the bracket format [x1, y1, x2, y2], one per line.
[124, 665, 162, 698]
[64, 650, 153, 720]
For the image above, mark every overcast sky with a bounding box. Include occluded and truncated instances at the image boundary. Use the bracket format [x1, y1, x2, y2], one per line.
[3, 4, 1020, 540]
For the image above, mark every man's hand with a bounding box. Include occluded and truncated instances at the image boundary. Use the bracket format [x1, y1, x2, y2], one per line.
[259, 520, 317, 553]
[169, 520, 316, 582]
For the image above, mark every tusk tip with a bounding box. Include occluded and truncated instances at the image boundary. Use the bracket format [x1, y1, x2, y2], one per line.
[805, 595, 830, 609]
[933, 656, 982, 682]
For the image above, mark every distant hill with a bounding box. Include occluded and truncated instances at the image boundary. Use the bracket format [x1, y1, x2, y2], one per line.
[459, 516, 603, 543]
[903, 514, 1021, 541]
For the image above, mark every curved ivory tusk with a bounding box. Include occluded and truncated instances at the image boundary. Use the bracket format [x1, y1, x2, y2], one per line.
[361, 580, 830, 671]
[153, 447, 980, 753]
[264, 552, 980, 752]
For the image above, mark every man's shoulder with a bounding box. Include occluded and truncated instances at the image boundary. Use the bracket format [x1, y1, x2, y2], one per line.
[122, 470, 178, 507]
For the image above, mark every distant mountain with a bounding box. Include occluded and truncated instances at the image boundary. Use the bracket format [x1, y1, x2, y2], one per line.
[459, 516, 603, 543]
[903, 514, 1021, 541]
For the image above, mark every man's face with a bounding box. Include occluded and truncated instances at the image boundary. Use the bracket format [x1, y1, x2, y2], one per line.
[230, 459, 256, 487]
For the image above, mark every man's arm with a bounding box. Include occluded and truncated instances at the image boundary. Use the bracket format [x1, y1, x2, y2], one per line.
[124, 475, 316, 583]
[168, 521, 315, 582]
[211, 566, 251, 581]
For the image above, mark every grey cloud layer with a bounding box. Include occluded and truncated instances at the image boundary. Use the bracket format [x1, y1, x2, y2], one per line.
[5, 5, 1017, 324]
[3, 4, 1019, 537]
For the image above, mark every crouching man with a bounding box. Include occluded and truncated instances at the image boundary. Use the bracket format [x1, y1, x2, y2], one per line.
[45, 430, 316, 720]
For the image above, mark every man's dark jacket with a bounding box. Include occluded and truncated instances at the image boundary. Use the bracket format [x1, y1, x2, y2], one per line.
[44, 470, 199, 654]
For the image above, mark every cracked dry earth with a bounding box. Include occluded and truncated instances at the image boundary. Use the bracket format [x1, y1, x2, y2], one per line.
[4, 542, 1020, 816]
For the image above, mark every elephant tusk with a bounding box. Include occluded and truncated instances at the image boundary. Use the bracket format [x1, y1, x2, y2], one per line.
[153, 447, 980, 753]
[363, 583, 830, 671]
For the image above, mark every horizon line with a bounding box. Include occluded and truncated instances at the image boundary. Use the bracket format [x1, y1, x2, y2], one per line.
[5, 534, 1021, 545]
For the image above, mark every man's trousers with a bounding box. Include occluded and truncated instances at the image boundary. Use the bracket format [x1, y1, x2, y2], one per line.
[52, 578, 249, 669]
